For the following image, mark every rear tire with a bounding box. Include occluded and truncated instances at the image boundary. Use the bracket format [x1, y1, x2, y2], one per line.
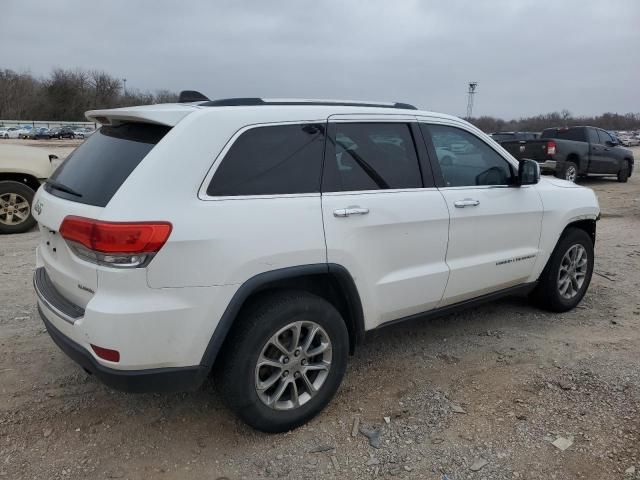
[557, 161, 578, 182]
[530, 228, 594, 312]
[215, 291, 349, 433]
[0, 181, 37, 234]
[617, 161, 630, 183]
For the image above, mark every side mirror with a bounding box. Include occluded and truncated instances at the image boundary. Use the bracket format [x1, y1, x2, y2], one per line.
[606, 140, 617, 147]
[517, 159, 540, 186]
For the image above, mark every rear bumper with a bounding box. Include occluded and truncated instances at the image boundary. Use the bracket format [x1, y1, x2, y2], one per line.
[537, 160, 557, 173]
[38, 305, 208, 393]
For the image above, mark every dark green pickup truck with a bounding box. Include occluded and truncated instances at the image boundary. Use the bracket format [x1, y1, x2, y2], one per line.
[501, 126, 634, 183]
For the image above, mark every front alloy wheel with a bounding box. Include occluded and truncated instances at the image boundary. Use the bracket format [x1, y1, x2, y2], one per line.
[557, 244, 588, 299]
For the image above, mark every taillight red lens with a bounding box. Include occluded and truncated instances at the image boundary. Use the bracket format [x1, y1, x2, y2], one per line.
[546, 140, 557, 156]
[60, 216, 172, 254]
[91, 344, 120, 362]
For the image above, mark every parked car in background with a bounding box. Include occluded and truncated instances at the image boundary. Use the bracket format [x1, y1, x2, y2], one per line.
[0, 128, 8, 138]
[502, 126, 634, 182]
[0, 144, 61, 233]
[30, 128, 52, 140]
[490, 131, 539, 144]
[50, 126, 75, 139]
[17, 125, 34, 139]
[2, 127, 21, 139]
[74, 127, 94, 139]
[32, 95, 600, 432]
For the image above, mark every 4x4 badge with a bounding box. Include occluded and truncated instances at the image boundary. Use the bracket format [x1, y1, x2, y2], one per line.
[34, 199, 43, 215]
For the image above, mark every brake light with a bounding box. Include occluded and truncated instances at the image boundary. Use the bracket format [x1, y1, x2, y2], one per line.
[60, 216, 172, 268]
[546, 140, 557, 156]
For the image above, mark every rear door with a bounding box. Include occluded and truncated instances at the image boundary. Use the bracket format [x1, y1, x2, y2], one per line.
[32, 123, 171, 308]
[420, 121, 543, 305]
[321, 116, 450, 329]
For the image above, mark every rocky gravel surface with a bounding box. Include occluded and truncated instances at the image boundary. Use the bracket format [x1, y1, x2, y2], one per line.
[0, 145, 639, 479]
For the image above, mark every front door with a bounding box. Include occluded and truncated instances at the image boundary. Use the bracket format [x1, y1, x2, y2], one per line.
[321, 117, 450, 329]
[420, 122, 543, 306]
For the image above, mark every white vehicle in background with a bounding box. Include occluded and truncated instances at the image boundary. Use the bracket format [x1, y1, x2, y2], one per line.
[32, 94, 600, 433]
[76, 127, 96, 139]
[0, 144, 60, 233]
[17, 125, 35, 139]
[3, 127, 21, 139]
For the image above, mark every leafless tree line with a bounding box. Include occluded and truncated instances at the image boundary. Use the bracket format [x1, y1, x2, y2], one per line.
[0, 68, 178, 121]
[469, 109, 640, 133]
[1, 68, 638, 131]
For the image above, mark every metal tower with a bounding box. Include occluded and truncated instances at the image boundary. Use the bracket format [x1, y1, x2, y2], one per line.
[466, 82, 478, 119]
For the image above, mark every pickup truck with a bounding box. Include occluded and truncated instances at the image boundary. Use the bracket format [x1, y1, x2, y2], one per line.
[0, 144, 61, 234]
[501, 126, 634, 182]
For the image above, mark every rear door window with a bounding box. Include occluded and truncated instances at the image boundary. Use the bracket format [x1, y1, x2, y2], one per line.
[46, 123, 170, 207]
[206, 123, 325, 196]
[322, 123, 422, 192]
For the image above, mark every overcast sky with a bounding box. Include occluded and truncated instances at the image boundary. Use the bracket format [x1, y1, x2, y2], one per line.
[2, 0, 639, 118]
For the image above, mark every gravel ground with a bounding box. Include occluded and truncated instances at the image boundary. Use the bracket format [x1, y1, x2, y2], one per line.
[0, 142, 639, 480]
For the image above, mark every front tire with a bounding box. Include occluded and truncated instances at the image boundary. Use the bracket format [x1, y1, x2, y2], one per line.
[530, 228, 594, 312]
[617, 161, 630, 183]
[0, 181, 37, 234]
[216, 291, 349, 433]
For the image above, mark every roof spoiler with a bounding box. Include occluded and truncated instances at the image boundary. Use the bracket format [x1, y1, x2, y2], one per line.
[178, 90, 210, 103]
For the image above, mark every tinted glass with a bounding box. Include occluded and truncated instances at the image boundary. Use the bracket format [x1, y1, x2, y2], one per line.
[47, 123, 170, 207]
[587, 128, 600, 144]
[207, 124, 324, 196]
[425, 124, 514, 187]
[322, 123, 422, 192]
[597, 130, 614, 144]
[541, 128, 586, 142]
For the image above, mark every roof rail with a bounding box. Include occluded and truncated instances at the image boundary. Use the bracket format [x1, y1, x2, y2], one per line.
[198, 97, 418, 110]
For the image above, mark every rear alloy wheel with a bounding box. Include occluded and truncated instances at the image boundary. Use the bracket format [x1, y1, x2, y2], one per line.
[0, 181, 36, 234]
[617, 161, 630, 183]
[216, 291, 349, 432]
[559, 161, 578, 182]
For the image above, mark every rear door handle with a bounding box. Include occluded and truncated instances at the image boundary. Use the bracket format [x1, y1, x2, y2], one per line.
[454, 198, 480, 208]
[333, 206, 370, 217]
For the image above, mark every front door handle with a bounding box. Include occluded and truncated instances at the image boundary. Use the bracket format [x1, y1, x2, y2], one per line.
[454, 198, 480, 208]
[333, 206, 370, 217]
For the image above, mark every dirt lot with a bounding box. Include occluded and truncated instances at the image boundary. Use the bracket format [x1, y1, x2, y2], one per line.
[1, 142, 639, 480]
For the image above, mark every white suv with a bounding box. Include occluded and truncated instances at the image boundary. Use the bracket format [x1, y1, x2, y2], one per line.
[32, 95, 600, 432]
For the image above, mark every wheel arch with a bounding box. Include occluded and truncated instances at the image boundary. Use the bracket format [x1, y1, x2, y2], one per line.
[200, 264, 365, 370]
[565, 152, 581, 169]
[563, 218, 596, 244]
[0, 173, 41, 193]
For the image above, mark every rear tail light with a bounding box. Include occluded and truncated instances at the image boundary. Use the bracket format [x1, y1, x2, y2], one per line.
[59, 216, 172, 268]
[546, 140, 557, 156]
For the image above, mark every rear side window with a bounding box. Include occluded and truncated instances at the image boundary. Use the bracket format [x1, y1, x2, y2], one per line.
[207, 124, 325, 196]
[322, 123, 422, 192]
[541, 128, 586, 142]
[47, 123, 170, 207]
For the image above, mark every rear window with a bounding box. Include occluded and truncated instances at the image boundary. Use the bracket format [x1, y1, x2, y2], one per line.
[541, 128, 586, 142]
[46, 123, 170, 207]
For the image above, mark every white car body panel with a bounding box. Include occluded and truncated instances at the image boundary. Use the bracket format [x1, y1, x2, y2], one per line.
[31, 101, 600, 373]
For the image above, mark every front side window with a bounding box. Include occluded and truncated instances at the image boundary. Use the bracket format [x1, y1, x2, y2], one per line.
[597, 129, 614, 145]
[207, 123, 325, 196]
[423, 124, 514, 187]
[322, 123, 422, 192]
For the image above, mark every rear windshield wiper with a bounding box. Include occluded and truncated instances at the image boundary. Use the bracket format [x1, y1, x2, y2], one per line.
[45, 179, 83, 198]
